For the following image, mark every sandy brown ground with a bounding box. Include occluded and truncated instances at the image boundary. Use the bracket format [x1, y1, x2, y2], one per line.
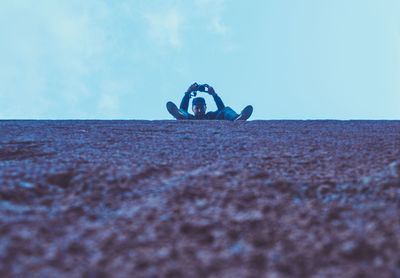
[1, 120, 400, 277]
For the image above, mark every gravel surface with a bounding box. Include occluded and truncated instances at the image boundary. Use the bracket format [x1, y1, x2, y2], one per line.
[1, 120, 400, 277]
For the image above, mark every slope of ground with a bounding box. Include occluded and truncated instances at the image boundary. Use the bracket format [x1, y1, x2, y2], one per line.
[1, 120, 400, 277]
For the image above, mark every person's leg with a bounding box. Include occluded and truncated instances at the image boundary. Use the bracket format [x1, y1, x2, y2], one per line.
[179, 109, 191, 119]
[234, 105, 253, 121]
[166, 102, 190, 120]
[216, 105, 253, 121]
[216, 107, 239, 121]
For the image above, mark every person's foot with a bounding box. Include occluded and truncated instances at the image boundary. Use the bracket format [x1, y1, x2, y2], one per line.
[234, 105, 253, 121]
[166, 101, 186, 120]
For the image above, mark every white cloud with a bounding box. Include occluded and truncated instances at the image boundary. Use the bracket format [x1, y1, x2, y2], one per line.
[97, 94, 120, 117]
[195, 0, 228, 35]
[195, 0, 225, 11]
[0, 0, 234, 119]
[143, 9, 184, 48]
[0, 1, 134, 118]
[210, 16, 227, 34]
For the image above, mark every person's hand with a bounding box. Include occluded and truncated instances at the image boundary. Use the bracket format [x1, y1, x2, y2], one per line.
[186, 83, 198, 94]
[205, 84, 216, 95]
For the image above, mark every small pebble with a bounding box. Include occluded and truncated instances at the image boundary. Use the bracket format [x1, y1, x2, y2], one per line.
[19, 181, 35, 189]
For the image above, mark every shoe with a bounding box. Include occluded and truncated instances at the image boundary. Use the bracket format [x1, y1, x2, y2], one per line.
[166, 101, 186, 120]
[234, 105, 253, 121]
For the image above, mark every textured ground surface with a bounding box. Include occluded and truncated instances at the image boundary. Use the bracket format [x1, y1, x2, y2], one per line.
[1, 120, 400, 277]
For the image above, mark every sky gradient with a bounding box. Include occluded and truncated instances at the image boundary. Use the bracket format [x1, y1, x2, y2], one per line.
[1, 0, 399, 120]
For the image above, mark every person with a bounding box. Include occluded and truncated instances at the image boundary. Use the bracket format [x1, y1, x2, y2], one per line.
[166, 83, 253, 121]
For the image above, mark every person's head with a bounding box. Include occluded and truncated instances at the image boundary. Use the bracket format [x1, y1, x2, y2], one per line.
[192, 97, 207, 118]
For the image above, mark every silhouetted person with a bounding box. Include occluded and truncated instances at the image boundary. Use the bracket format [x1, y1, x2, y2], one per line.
[166, 83, 253, 121]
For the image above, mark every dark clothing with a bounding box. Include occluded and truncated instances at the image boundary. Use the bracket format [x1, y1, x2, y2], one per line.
[177, 106, 239, 120]
[179, 92, 228, 120]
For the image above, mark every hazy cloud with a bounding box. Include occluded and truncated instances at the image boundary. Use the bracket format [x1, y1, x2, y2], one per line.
[143, 9, 185, 48]
[97, 94, 120, 116]
[195, 0, 228, 35]
[0, 1, 135, 118]
[210, 16, 228, 34]
[1, 0, 398, 119]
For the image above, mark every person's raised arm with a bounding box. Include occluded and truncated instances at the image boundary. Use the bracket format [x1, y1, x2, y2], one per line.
[180, 83, 198, 111]
[206, 85, 225, 110]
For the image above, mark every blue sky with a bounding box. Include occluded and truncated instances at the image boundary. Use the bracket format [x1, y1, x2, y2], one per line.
[0, 0, 399, 120]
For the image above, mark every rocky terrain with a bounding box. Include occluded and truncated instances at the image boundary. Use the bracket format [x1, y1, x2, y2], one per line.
[1, 120, 400, 277]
